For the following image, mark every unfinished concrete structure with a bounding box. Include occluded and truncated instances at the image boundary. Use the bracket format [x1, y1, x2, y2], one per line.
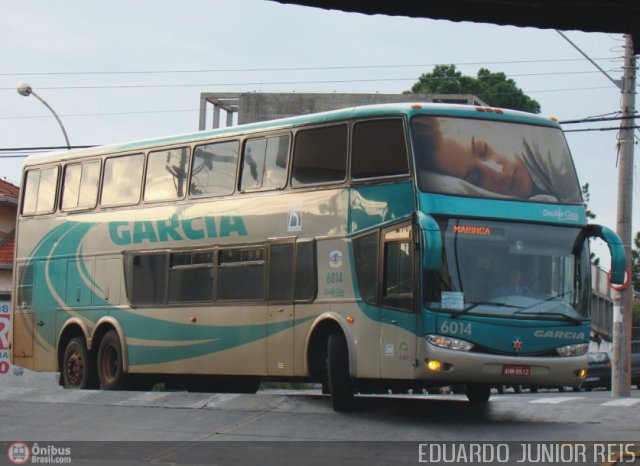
[198, 92, 488, 130]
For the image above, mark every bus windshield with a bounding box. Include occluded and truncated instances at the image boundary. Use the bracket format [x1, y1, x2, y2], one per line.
[424, 219, 591, 321]
[411, 115, 582, 204]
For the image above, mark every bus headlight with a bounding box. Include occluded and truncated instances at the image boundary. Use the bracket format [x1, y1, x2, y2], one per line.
[426, 334, 474, 352]
[556, 343, 588, 357]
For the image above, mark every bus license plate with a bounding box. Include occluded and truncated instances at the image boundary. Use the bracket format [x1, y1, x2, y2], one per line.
[502, 365, 531, 376]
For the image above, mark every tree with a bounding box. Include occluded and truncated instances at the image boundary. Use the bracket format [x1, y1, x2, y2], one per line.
[407, 64, 541, 113]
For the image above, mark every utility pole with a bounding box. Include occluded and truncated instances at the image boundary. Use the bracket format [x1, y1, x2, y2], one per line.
[612, 34, 636, 398]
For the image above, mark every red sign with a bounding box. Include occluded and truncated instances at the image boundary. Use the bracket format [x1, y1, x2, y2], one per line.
[502, 364, 531, 377]
[0, 360, 9, 375]
[0, 314, 9, 350]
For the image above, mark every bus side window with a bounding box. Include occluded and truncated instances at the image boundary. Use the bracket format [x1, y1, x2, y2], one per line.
[168, 250, 214, 303]
[125, 253, 168, 306]
[145, 147, 190, 202]
[101, 154, 144, 207]
[22, 166, 59, 215]
[294, 240, 317, 302]
[241, 134, 290, 192]
[382, 224, 415, 311]
[218, 246, 266, 301]
[16, 263, 34, 309]
[352, 231, 379, 304]
[190, 140, 239, 197]
[291, 125, 347, 187]
[268, 242, 294, 303]
[61, 160, 100, 211]
[352, 119, 409, 180]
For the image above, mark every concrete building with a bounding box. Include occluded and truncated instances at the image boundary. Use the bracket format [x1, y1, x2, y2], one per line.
[199, 92, 488, 130]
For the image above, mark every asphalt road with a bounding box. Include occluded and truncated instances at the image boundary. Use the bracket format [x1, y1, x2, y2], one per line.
[0, 372, 639, 465]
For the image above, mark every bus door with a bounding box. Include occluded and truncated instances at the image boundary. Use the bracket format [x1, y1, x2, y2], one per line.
[379, 223, 418, 379]
[266, 241, 296, 376]
[25, 260, 59, 371]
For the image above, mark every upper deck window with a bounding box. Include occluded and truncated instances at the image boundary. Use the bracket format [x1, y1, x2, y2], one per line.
[22, 166, 59, 215]
[411, 115, 582, 204]
[291, 125, 347, 187]
[240, 134, 290, 191]
[61, 160, 100, 211]
[352, 119, 409, 179]
[101, 154, 144, 207]
[145, 147, 190, 202]
[190, 140, 239, 197]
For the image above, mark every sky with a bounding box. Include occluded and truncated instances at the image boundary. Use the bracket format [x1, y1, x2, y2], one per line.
[0, 0, 636, 263]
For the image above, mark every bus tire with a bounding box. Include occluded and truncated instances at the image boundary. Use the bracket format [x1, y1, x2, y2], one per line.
[327, 332, 353, 411]
[98, 330, 125, 390]
[62, 337, 97, 389]
[466, 383, 491, 403]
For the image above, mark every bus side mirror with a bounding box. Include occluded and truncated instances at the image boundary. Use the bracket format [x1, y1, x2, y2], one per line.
[416, 212, 442, 271]
[585, 224, 626, 285]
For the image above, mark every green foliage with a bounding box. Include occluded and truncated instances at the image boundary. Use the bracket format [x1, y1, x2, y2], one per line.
[407, 64, 541, 113]
[581, 183, 597, 221]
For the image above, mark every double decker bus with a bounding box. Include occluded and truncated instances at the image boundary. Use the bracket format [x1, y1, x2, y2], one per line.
[10, 103, 625, 410]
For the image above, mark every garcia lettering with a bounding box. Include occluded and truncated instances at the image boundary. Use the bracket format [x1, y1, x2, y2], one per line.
[110, 215, 247, 245]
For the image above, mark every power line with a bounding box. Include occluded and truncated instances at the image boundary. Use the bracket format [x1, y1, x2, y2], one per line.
[0, 146, 95, 152]
[0, 71, 611, 92]
[0, 57, 613, 77]
[0, 86, 617, 123]
[560, 115, 637, 124]
[564, 125, 640, 133]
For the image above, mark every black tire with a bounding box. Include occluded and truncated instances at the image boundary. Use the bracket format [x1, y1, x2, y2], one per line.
[327, 332, 353, 411]
[466, 383, 491, 403]
[529, 386, 538, 393]
[497, 385, 505, 394]
[62, 337, 97, 389]
[98, 330, 126, 390]
[558, 386, 565, 392]
[514, 385, 523, 394]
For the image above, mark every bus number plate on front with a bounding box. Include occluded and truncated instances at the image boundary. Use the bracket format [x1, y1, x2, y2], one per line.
[502, 365, 531, 376]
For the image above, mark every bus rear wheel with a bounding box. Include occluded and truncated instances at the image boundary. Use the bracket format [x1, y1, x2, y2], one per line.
[466, 383, 491, 403]
[62, 337, 97, 389]
[98, 330, 125, 390]
[327, 332, 354, 411]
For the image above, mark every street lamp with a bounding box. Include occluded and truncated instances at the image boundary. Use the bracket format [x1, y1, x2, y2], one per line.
[17, 81, 71, 149]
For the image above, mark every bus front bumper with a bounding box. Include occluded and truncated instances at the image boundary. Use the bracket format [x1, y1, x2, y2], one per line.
[419, 344, 587, 387]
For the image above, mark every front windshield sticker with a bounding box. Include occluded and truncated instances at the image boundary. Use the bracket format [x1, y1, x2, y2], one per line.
[452, 225, 492, 236]
[412, 115, 582, 203]
[441, 291, 464, 310]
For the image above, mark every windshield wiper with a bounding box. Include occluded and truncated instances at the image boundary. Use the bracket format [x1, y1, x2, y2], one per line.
[513, 309, 585, 325]
[454, 300, 524, 317]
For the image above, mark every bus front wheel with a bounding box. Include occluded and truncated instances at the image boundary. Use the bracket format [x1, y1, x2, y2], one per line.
[327, 332, 354, 411]
[98, 330, 125, 390]
[62, 337, 97, 389]
[466, 383, 491, 404]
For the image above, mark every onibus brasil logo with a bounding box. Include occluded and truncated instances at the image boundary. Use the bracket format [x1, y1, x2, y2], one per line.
[7, 442, 72, 464]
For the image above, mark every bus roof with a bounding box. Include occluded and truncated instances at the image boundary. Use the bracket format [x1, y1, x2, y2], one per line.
[23, 102, 561, 167]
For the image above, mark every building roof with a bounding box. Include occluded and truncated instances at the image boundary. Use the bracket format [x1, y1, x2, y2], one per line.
[0, 179, 19, 200]
[269, 1, 640, 51]
[0, 230, 15, 268]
